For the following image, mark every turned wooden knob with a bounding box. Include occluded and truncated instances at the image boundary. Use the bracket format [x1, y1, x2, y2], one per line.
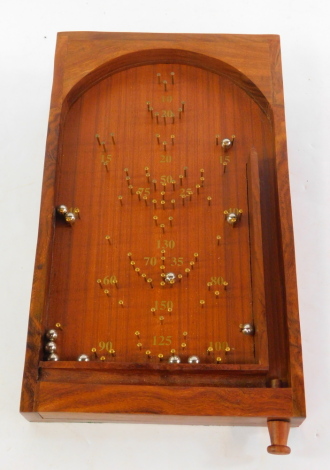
[267, 420, 291, 455]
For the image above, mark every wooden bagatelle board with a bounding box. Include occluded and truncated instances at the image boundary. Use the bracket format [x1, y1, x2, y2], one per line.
[21, 32, 305, 454]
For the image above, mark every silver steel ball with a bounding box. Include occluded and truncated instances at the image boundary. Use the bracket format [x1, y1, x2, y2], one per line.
[65, 212, 76, 224]
[77, 354, 90, 362]
[46, 329, 58, 341]
[241, 323, 254, 335]
[168, 355, 181, 364]
[221, 138, 233, 150]
[57, 205, 68, 215]
[44, 341, 57, 353]
[165, 272, 176, 283]
[47, 353, 59, 361]
[227, 213, 237, 224]
[188, 355, 200, 364]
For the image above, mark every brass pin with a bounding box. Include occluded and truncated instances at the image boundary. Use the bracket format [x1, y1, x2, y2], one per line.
[146, 350, 151, 359]
[171, 349, 176, 356]
[163, 80, 167, 92]
[178, 274, 183, 282]
[169, 216, 173, 226]
[128, 185, 134, 195]
[181, 195, 186, 206]
[113, 280, 118, 289]
[160, 281, 166, 287]
[200, 300, 205, 307]
[200, 177, 205, 187]
[184, 166, 188, 177]
[161, 191, 165, 200]
[161, 201, 165, 211]
[207, 282, 213, 291]
[145, 166, 149, 174]
[163, 141, 167, 151]
[216, 235, 221, 245]
[143, 196, 148, 206]
[118, 196, 123, 206]
[161, 249, 166, 255]
[200, 169, 204, 177]
[110, 349, 116, 357]
[110, 133, 115, 145]
[178, 107, 182, 119]
[162, 183, 166, 192]
[187, 190, 193, 201]
[118, 300, 124, 307]
[104, 289, 110, 297]
[95, 134, 101, 145]
[172, 180, 176, 191]
[55, 323, 63, 330]
[153, 215, 158, 226]
[183, 332, 188, 339]
[179, 175, 183, 185]
[137, 343, 142, 350]
[73, 208, 81, 219]
[146, 173, 150, 183]
[190, 261, 195, 270]
[207, 347, 213, 355]
[100, 356, 106, 361]
[124, 168, 129, 176]
[196, 184, 200, 195]
[223, 281, 228, 290]
[105, 235, 111, 244]
[160, 224, 165, 233]
[207, 196, 212, 206]
[153, 180, 157, 191]
[126, 176, 131, 185]
[168, 308, 172, 315]
[185, 268, 190, 277]
[91, 348, 98, 359]
[216, 134, 220, 145]
[158, 353, 164, 362]
[160, 257, 166, 264]
[223, 162, 227, 173]
[151, 307, 156, 315]
[141, 274, 147, 282]
[102, 142, 107, 152]
[155, 112, 159, 124]
[225, 346, 231, 353]
[136, 191, 141, 201]
[171, 199, 176, 209]
[170, 72, 175, 84]
[216, 357, 222, 363]
[194, 253, 199, 261]
[146, 101, 151, 110]
[127, 252, 132, 261]
[153, 199, 157, 209]
[215, 290, 220, 299]
[147, 278, 154, 288]
[156, 134, 160, 144]
[97, 279, 103, 289]
[135, 268, 141, 275]
[135, 331, 140, 339]
[103, 162, 109, 172]
[181, 343, 186, 350]
[157, 73, 161, 84]
[130, 261, 136, 269]
[159, 316, 164, 324]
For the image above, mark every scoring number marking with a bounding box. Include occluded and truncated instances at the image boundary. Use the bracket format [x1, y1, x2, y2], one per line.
[99, 341, 113, 352]
[160, 155, 172, 163]
[103, 275, 118, 285]
[210, 277, 226, 286]
[160, 175, 174, 185]
[162, 96, 173, 103]
[153, 335, 172, 346]
[209, 341, 230, 351]
[144, 257, 157, 266]
[153, 300, 174, 311]
[157, 240, 175, 249]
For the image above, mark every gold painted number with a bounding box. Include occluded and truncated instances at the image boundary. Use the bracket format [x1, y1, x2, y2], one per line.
[99, 341, 113, 352]
[160, 175, 173, 185]
[162, 96, 173, 103]
[137, 188, 150, 196]
[153, 335, 172, 346]
[209, 341, 229, 351]
[160, 154, 172, 163]
[157, 240, 175, 249]
[153, 300, 174, 311]
[103, 275, 118, 285]
[210, 277, 225, 286]
[161, 110, 174, 117]
[144, 257, 157, 266]
[170, 257, 183, 266]
[220, 155, 230, 164]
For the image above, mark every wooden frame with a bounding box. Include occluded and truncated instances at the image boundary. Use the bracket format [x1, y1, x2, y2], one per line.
[20, 32, 305, 454]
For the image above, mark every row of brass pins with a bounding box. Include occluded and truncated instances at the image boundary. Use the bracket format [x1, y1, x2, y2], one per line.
[156, 72, 175, 85]
[91, 348, 116, 359]
[95, 133, 116, 148]
[156, 135, 175, 146]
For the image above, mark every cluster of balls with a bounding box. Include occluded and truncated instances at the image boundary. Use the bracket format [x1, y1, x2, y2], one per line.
[44, 329, 59, 361]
